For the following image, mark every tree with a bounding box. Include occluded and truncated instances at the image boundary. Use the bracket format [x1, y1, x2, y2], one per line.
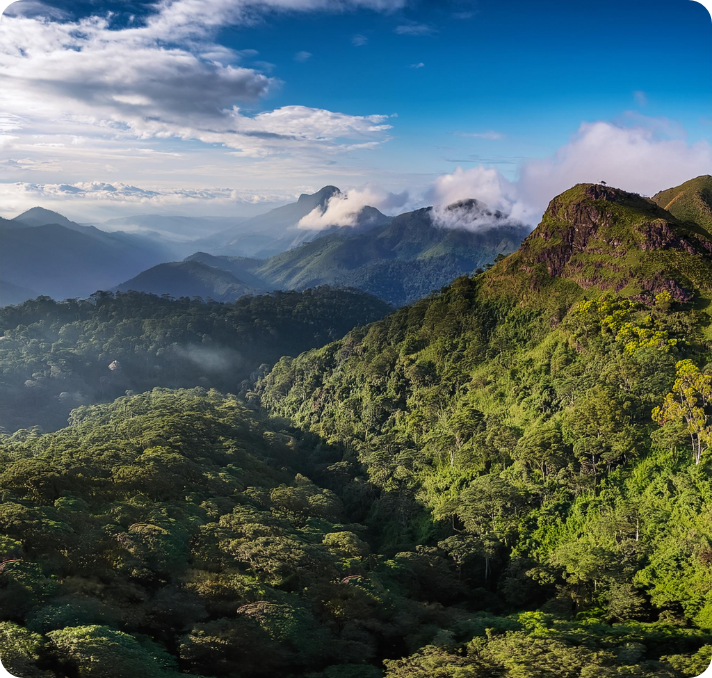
[653, 359, 712, 465]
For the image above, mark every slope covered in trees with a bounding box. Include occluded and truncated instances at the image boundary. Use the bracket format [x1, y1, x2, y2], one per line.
[192, 200, 528, 307]
[0, 288, 392, 433]
[4, 181, 712, 677]
[1, 389, 710, 678]
[257, 183, 712, 672]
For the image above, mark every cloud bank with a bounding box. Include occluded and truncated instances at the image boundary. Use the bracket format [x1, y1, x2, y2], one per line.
[431, 118, 712, 228]
[0, 0, 402, 161]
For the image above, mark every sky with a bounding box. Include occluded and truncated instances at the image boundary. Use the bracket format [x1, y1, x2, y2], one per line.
[0, 0, 710, 225]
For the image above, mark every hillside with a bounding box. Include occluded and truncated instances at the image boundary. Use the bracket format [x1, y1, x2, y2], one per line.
[250, 200, 529, 305]
[653, 175, 712, 234]
[196, 186, 391, 258]
[0, 224, 161, 300]
[185, 252, 273, 290]
[255, 181, 712, 673]
[116, 260, 259, 301]
[2, 182, 712, 677]
[0, 210, 178, 302]
[0, 288, 392, 432]
[5, 388, 708, 677]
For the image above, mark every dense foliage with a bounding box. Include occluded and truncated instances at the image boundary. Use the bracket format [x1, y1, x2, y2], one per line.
[1, 389, 711, 678]
[4, 182, 712, 677]
[0, 288, 392, 433]
[255, 184, 712, 674]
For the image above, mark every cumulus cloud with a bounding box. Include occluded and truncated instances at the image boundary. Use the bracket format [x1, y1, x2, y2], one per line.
[0, 0, 402, 161]
[428, 165, 533, 224]
[298, 185, 410, 229]
[430, 118, 712, 229]
[516, 119, 712, 209]
[410, 62, 425, 69]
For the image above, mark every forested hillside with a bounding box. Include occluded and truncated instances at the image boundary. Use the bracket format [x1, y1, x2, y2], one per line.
[256, 182, 712, 673]
[246, 200, 529, 307]
[115, 261, 260, 302]
[3, 181, 712, 677]
[1, 390, 710, 678]
[0, 288, 392, 433]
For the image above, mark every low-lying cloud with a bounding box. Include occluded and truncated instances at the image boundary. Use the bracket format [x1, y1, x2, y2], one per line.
[431, 117, 712, 229]
[298, 185, 410, 229]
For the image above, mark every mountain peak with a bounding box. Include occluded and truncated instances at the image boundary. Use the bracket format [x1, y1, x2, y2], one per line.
[297, 185, 341, 207]
[652, 175, 712, 235]
[13, 206, 80, 230]
[489, 182, 712, 305]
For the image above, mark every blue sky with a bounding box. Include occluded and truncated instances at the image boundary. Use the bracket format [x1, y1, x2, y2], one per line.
[0, 0, 709, 222]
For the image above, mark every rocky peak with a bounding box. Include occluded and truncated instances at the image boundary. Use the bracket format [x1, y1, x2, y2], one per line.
[508, 182, 712, 303]
[297, 186, 341, 208]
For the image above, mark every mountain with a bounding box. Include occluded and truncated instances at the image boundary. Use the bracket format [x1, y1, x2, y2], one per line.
[484, 182, 712, 308]
[0, 207, 183, 303]
[0, 280, 36, 306]
[652, 174, 712, 234]
[116, 260, 259, 301]
[195, 186, 391, 258]
[255, 180, 712, 672]
[0, 222, 168, 300]
[247, 199, 530, 305]
[2, 181, 712, 678]
[185, 252, 274, 290]
[12, 205, 181, 258]
[12, 206, 85, 231]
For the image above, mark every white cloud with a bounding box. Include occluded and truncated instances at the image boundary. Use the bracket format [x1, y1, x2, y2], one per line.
[298, 185, 409, 229]
[429, 165, 531, 221]
[394, 22, 436, 35]
[294, 50, 312, 62]
[430, 118, 712, 228]
[410, 62, 425, 69]
[0, 135, 18, 150]
[0, 179, 300, 221]
[2, 1, 69, 19]
[0, 0, 402, 164]
[352, 33, 368, 46]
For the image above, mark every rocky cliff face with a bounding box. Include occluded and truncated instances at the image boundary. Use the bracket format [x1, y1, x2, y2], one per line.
[495, 183, 712, 304]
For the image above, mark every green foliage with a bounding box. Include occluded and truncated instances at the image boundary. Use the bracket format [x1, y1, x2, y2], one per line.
[0, 288, 391, 432]
[5, 181, 712, 676]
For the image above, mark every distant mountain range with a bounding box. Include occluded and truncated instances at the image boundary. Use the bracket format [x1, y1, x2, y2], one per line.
[101, 214, 249, 241]
[0, 187, 534, 307]
[0, 207, 178, 300]
[117, 198, 530, 306]
[194, 185, 392, 258]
